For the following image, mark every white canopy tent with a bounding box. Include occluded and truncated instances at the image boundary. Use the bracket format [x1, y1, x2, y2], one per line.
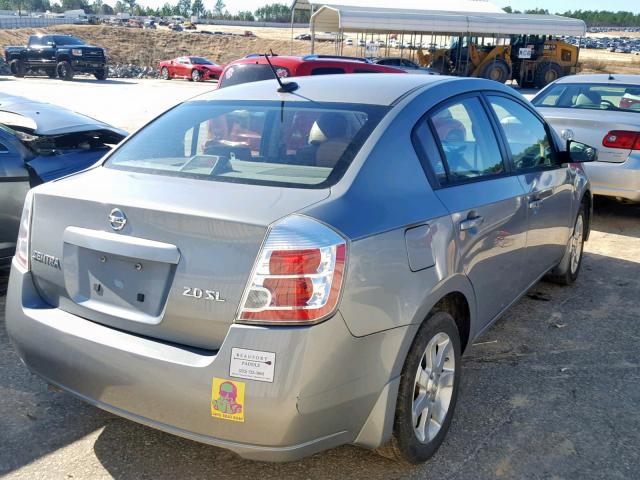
[310, 5, 587, 36]
[288, 0, 586, 53]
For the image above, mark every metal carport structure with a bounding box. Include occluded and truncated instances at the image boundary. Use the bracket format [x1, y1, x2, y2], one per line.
[289, 0, 586, 54]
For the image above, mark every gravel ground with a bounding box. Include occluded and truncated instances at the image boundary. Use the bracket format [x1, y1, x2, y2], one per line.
[0, 78, 639, 479]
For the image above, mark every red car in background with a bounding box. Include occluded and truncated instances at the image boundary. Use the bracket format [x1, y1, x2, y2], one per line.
[217, 54, 404, 88]
[159, 56, 223, 82]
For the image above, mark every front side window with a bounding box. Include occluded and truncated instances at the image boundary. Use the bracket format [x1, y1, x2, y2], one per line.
[532, 83, 640, 113]
[429, 97, 504, 183]
[190, 57, 214, 65]
[489, 96, 554, 171]
[106, 100, 388, 189]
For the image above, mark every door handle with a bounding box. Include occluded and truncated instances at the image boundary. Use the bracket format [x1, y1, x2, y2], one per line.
[528, 199, 544, 209]
[460, 216, 484, 231]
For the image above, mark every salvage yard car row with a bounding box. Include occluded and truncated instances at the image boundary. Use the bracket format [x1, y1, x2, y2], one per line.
[1, 46, 639, 467]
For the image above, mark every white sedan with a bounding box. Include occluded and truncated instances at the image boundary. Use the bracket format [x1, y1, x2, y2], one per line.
[532, 74, 640, 202]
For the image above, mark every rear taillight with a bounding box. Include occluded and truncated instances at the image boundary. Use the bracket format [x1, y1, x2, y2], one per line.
[237, 215, 347, 325]
[15, 191, 33, 271]
[602, 130, 640, 150]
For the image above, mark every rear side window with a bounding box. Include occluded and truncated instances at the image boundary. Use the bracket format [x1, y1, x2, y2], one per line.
[532, 83, 640, 113]
[220, 64, 290, 88]
[429, 97, 504, 183]
[106, 101, 389, 189]
[488, 96, 554, 171]
[311, 67, 346, 75]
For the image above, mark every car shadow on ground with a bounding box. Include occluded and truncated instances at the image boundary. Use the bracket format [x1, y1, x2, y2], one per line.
[591, 197, 640, 238]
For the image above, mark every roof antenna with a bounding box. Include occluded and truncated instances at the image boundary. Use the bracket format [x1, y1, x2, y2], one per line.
[264, 52, 299, 93]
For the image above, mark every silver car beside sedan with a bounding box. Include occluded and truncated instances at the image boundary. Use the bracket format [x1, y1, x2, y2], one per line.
[532, 73, 640, 202]
[6, 74, 594, 464]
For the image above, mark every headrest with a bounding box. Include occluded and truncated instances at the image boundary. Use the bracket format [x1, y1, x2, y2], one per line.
[575, 91, 601, 106]
[308, 112, 348, 144]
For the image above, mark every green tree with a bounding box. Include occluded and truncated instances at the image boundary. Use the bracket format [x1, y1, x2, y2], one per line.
[176, 0, 189, 16]
[191, 0, 204, 17]
[213, 0, 224, 17]
[254, 3, 290, 22]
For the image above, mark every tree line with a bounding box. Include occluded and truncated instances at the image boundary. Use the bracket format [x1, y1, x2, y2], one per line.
[0, 0, 310, 22]
[503, 7, 640, 27]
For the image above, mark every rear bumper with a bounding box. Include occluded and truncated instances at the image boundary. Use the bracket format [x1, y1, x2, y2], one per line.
[584, 155, 640, 202]
[5, 260, 412, 461]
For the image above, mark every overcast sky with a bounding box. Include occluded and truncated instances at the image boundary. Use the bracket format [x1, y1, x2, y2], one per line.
[115, 0, 640, 15]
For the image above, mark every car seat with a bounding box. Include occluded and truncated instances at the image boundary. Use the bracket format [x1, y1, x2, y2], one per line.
[297, 112, 350, 168]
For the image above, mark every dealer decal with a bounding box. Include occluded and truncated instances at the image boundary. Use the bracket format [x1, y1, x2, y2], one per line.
[211, 378, 245, 422]
[230, 348, 276, 383]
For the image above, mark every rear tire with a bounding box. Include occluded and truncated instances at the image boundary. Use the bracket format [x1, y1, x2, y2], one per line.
[377, 311, 461, 464]
[546, 205, 586, 285]
[534, 62, 562, 89]
[10, 59, 25, 78]
[480, 58, 510, 83]
[56, 60, 74, 81]
[161, 66, 171, 80]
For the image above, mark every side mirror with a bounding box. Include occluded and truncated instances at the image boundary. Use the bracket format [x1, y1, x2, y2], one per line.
[558, 140, 597, 163]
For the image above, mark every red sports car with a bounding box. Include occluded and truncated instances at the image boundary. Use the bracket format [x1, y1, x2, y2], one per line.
[159, 56, 223, 82]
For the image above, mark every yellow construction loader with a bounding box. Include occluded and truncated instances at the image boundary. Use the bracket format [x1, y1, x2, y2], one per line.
[417, 35, 579, 88]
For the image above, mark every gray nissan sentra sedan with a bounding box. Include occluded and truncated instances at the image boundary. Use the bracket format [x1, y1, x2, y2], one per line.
[6, 74, 596, 464]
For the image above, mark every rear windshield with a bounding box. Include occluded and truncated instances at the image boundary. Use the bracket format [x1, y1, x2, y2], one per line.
[533, 83, 640, 113]
[220, 64, 290, 88]
[105, 100, 389, 188]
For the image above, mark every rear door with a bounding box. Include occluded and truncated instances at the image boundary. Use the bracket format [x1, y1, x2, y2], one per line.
[0, 132, 30, 261]
[419, 95, 529, 328]
[486, 94, 573, 278]
[26, 35, 56, 67]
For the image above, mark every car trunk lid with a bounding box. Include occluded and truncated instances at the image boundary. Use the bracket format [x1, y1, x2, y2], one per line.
[29, 167, 329, 350]
[541, 107, 640, 163]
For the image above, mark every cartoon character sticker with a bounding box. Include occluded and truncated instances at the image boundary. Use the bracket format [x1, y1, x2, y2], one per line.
[211, 378, 245, 422]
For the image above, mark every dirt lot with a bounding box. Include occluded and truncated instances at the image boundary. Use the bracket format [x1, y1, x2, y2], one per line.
[1, 25, 639, 75]
[1, 198, 639, 479]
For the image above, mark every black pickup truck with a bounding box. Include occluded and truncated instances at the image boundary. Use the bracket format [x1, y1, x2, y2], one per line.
[5, 34, 108, 81]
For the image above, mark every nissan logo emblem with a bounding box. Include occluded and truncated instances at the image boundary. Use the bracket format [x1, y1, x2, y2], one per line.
[108, 208, 127, 231]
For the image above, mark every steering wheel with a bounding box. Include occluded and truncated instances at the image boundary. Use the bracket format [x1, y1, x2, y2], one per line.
[600, 99, 616, 109]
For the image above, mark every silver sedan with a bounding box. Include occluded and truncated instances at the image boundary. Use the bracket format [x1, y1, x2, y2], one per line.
[6, 74, 594, 464]
[532, 73, 640, 202]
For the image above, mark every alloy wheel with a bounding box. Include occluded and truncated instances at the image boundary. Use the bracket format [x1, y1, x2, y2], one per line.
[570, 214, 584, 274]
[412, 332, 455, 443]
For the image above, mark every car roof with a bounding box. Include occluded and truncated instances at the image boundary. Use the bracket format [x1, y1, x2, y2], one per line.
[228, 55, 374, 67]
[553, 74, 640, 85]
[195, 74, 498, 107]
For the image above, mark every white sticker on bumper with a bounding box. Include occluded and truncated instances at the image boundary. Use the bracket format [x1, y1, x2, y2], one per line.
[230, 348, 276, 383]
